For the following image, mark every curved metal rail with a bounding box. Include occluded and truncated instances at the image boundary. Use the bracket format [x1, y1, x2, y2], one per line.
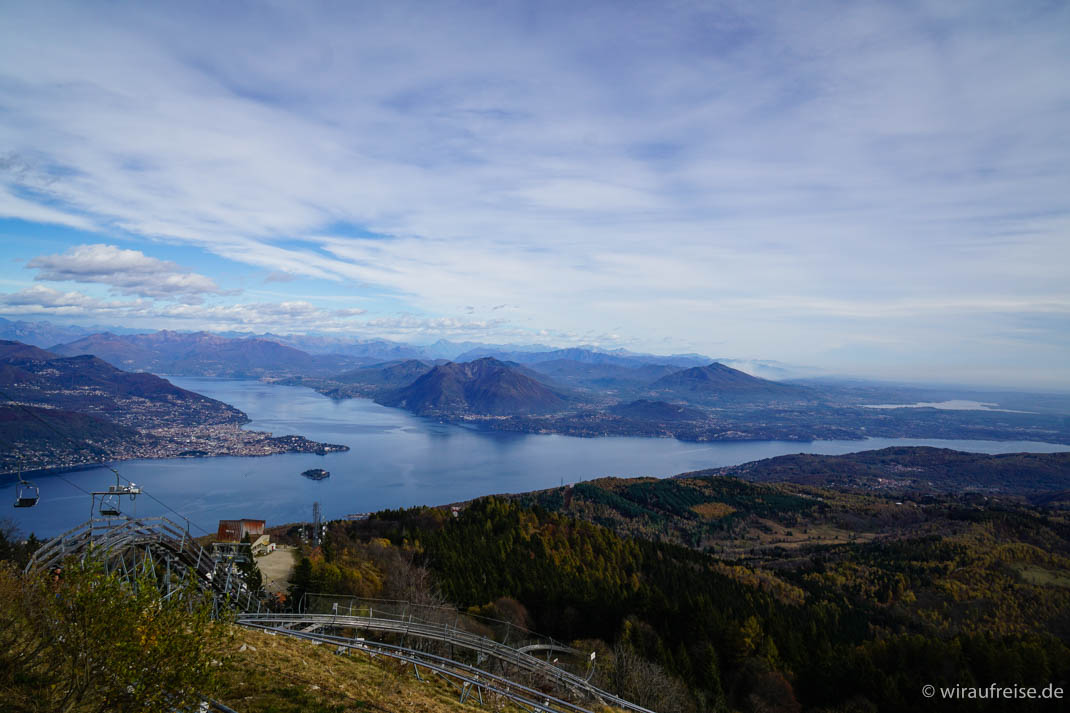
[237, 613, 654, 713]
[245, 622, 596, 713]
[27, 515, 261, 613]
[301, 593, 580, 658]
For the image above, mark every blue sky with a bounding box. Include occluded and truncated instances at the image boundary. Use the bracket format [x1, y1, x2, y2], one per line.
[0, 0, 1068, 387]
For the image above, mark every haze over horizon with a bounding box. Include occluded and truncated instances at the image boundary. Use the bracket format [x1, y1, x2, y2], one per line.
[1, 1, 1068, 389]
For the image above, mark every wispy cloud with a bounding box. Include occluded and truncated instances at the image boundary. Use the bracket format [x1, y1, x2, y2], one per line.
[0, 1, 1067, 383]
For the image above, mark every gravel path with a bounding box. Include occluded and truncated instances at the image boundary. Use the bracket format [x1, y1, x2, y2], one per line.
[256, 545, 296, 596]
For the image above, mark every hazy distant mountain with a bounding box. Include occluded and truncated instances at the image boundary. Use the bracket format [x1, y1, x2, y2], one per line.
[0, 318, 150, 348]
[455, 346, 709, 368]
[258, 333, 429, 360]
[527, 359, 684, 391]
[50, 331, 363, 377]
[238, 334, 561, 361]
[650, 362, 801, 399]
[0, 317, 88, 348]
[417, 339, 554, 360]
[380, 357, 567, 416]
[714, 358, 822, 381]
[330, 360, 435, 389]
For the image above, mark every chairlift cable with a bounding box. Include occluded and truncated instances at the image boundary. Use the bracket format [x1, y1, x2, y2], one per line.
[53, 473, 93, 496]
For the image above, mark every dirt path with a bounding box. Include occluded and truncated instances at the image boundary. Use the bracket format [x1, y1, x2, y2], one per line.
[255, 545, 296, 596]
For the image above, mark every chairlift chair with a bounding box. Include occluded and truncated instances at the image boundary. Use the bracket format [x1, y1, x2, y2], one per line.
[99, 491, 122, 517]
[13, 460, 38, 508]
[14, 479, 39, 508]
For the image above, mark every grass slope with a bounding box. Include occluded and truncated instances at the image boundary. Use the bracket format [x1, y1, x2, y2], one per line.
[217, 627, 546, 713]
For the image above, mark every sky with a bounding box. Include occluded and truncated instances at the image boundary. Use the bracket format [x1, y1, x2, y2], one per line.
[0, 0, 1068, 388]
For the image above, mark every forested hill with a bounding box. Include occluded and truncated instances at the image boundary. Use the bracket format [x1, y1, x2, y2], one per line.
[502, 447, 1070, 555]
[328, 489, 1070, 713]
[709, 446, 1070, 497]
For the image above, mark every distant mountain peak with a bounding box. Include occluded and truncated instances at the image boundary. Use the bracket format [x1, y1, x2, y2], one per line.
[650, 361, 798, 397]
[380, 358, 567, 416]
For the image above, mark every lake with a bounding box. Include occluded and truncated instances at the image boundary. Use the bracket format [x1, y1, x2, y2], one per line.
[6, 377, 1069, 538]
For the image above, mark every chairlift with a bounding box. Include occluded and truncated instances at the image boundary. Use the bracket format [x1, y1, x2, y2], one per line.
[93, 468, 141, 518]
[12, 459, 38, 508]
[99, 491, 121, 517]
[14, 478, 39, 508]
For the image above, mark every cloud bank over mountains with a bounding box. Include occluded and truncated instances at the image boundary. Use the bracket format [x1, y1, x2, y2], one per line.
[0, 1, 1068, 385]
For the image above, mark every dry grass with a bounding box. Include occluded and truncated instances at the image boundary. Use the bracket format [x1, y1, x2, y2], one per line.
[715, 518, 877, 557]
[213, 627, 538, 713]
[690, 502, 736, 519]
[1013, 564, 1070, 589]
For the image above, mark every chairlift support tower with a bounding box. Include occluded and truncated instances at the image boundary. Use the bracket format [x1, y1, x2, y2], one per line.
[312, 501, 323, 546]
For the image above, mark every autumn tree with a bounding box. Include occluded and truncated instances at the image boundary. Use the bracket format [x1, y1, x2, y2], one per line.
[0, 557, 231, 713]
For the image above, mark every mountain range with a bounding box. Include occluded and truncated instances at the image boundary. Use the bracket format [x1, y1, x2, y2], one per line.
[7, 319, 1069, 446]
[278, 354, 1070, 444]
[296, 354, 799, 420]
[454, 346, 710, 368]
[49, 331, 368, 378]
[0, 317, 148, 349]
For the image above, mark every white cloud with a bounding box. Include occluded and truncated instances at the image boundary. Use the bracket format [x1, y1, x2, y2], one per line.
[26, 244, 223, 302]
[0, 1, 1067, 382]
[0, 285, 146, 315]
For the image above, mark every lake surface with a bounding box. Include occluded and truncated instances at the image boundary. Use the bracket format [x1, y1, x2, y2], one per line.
[6, 378, 1069, 538]
[862, 400, 1027, 413]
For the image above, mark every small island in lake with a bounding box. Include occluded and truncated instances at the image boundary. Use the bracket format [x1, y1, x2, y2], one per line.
[301, 468, 330, 480]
